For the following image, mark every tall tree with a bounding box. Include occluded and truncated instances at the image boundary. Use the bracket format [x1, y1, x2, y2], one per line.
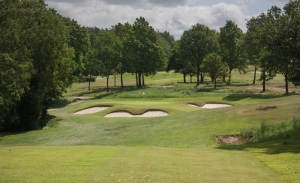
[157, 30, 176, 68]
[261, 4, 300, 94]
[219, 20, 247, 84]
[0, 0, 75, 131]
[124, 17, 166, 87]
[201, 53, 229, 89]
[113, 22, 133, 88]
[63, 18, 90, 83]
[96, 30, 121, 92]
[246, 13, 277, 92]
[180, 24, 219, 86]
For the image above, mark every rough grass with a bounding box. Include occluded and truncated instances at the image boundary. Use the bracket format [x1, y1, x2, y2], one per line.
[240, 118, 300, 142]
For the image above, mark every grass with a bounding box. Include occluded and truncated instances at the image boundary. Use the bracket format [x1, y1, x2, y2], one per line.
[240, 118, 300, 141]
[0, 146, 283, 183]
[0, 68, 300, 182]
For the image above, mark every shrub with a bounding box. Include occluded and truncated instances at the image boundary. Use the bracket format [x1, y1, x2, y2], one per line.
[240, 118, 300, 142]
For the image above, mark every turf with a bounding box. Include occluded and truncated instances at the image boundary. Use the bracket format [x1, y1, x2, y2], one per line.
[0, 69, 299, 182]
[0, 146, 283, 183]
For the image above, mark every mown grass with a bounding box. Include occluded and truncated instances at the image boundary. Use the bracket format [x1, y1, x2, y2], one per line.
[0, 146, 283, 183]
[0, 69, 300, 182]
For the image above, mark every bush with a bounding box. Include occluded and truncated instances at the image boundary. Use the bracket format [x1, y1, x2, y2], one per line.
[240, 118, 300, 142]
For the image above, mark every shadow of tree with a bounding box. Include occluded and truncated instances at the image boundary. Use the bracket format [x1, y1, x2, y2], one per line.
[223, 93, 285, 101]
[0, 115, 57, 139]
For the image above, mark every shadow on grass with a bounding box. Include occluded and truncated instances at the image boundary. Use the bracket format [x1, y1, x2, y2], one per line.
[93, 86, 145, 99]
[216, 139, 300, 154]
[0, 115, 57, 139]
[48, 98, 78, 109]
[223, 93, 285, 101]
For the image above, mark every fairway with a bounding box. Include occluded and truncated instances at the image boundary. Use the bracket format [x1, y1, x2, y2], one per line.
[1, 71, 300, 182]
[0, 146, 282, 183]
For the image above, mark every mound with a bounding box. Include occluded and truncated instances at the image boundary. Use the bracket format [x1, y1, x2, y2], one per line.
[105, 110, 168, 118]
[74, 107, 110, 115]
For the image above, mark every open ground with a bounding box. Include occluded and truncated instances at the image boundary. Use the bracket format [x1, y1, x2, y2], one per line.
[1, 67, 300, 182]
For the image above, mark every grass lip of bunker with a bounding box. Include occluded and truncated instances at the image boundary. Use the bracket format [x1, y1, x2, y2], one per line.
[188, 102, 233, 109]
[105, 109, 169, 118]
[74, 105, 112, 115]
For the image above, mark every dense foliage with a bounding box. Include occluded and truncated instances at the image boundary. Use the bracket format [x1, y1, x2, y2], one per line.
[0, 0, 75, 131]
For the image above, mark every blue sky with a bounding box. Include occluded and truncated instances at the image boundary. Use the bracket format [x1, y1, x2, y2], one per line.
[46, 0, 289, 39]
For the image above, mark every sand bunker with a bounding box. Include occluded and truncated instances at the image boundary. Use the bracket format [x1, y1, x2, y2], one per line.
[74, 107, 110, 115]
[202, 104, 232, 109]
[188, 103, 232, 109]
[105, 110, 168, 118]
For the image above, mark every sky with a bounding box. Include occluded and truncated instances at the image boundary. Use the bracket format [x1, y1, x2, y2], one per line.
[45, 0, 289, 39]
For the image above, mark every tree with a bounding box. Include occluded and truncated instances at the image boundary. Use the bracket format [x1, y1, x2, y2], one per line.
[261, 4, 300, 94]
[246, 13, 277, 91]
[201, 53, 228, 88]
[113, 22, 133, 88]
[63, 18, 90, 83]
[157, 30, 175, 69]
[124, 17, 166, 87]
[180, 24, 219, 86]
[96, 30, 121, 92]
[219, 20, 247, 84]
[167, 40, 196, 83]
[0, 0, 75, 131]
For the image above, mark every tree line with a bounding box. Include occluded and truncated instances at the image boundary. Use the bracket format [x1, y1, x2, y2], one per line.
[0, 0, 170, 131]
[168, 0, 300, 92]
[1, 0, 300, 131]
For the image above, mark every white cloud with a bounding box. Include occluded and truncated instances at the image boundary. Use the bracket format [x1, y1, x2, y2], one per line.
[46, 0, 251, 39]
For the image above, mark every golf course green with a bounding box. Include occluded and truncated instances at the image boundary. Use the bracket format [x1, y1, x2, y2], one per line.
[1, 70, 299, 182]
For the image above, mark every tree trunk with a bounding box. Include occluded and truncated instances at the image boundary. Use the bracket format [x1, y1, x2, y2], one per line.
[222, 75, 226, 83]
[252, 67, 257, 85]
[120, 71, 124, 88]
[142, 74, 145, 86]
[183, 74, 186, 83]
[228, 70, 232, 84]
[262, 70, 266, 92]
[138, 71, 142, 88]
[285, 73, 289, 95]
[106, 75, 109, 92]
[214, 77, 217, 89]
[88, 74, 91, 90]
[201, 73, 204, 83]
[114, 73, 116, 87]
[136, 72, 138, 87]
[196, 70, 200, 86]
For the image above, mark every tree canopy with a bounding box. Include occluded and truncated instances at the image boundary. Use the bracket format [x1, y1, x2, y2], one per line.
[0, 0, 75, 131]
[180, 24, 219, 86]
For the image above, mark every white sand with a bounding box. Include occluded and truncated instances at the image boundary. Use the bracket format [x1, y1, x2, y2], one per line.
[74, 107, 109, 115]
[201, 104, 232, 109]
[105, 110, 168, 118]
[188, 103, 232, 109]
